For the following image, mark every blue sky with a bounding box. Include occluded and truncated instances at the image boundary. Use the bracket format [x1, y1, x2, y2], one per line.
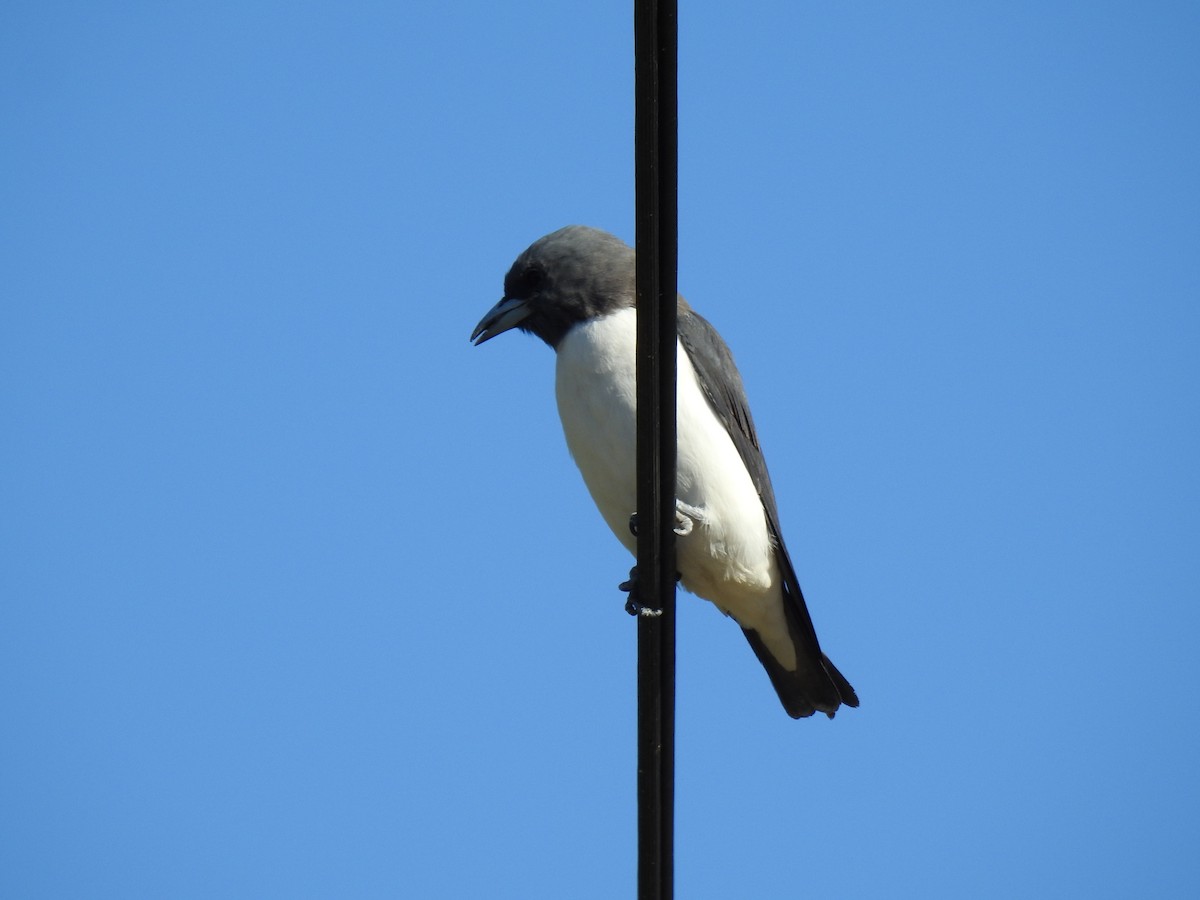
[3, 2, 1198, 897]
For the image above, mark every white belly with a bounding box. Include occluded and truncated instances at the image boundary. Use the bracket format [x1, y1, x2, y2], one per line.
[554, 307, 794, 665]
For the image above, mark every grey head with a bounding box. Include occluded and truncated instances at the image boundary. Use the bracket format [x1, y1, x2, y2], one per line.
[471, 226, 636, 349]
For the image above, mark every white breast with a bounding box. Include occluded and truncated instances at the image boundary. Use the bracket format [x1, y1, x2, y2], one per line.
[554, 309, 641, 551]
[554, 308, 794, 663]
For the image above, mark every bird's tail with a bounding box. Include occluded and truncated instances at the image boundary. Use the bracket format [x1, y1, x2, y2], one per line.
[741, 597, 859, 719]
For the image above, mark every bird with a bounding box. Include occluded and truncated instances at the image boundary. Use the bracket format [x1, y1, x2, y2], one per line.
[471, 225, 858, 719]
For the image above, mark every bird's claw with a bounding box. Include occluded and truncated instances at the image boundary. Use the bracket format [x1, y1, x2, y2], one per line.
[619, 565, 682, 617]
[628, 501, 704, 539]
[619, 566, 641, 615]
[623, 504, 696, 615]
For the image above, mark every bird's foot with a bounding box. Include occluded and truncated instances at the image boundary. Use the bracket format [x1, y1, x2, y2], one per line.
[619, 566, 644, 616]
[623, 510, 687, 615]
[619, 564, 683, 617]
[674, 500, 704, 535]
[628, 500, 704, 539]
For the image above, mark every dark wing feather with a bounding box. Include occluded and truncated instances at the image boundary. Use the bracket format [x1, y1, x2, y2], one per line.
[677, 303, 858, 717]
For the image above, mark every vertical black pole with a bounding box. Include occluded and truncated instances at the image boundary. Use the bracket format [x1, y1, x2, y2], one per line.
[634, 1, 677, 898]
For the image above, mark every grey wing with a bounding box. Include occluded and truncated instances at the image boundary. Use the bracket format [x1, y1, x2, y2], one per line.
[677, 304, 858, 715]
[676, 305, 783, 526]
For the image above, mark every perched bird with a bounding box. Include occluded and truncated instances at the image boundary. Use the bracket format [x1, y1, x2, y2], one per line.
[471, 226, 858, 719]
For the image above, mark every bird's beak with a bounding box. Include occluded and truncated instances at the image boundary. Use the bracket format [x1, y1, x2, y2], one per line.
[471, 296, 532, 345]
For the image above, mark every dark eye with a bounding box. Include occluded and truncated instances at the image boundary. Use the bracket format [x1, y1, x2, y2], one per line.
[524, 267, 544, 290]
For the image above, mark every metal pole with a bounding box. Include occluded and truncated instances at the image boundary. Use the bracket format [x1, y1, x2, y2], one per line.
[634, 0, 677, 897]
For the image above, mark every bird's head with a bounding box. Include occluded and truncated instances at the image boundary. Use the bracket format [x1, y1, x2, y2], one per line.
[471, 225, 636, 349]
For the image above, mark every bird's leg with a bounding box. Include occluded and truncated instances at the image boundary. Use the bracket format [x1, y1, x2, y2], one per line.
[629, 501, 704, 538]
[674, 500, 704, 535]
[621, 514, 643, 614]
[620, 511, 685, 616]
[619, 565, 642, 616]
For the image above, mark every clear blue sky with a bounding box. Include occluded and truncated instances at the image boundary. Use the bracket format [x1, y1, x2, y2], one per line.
[3, 2, 1198, 897]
